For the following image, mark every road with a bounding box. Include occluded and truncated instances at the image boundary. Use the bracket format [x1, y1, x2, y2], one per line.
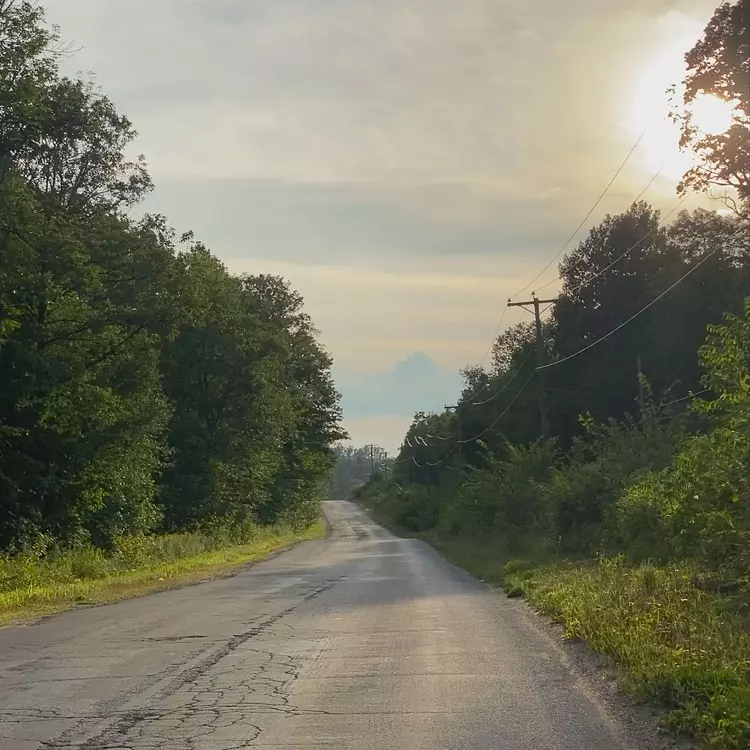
[0, 501, 665, 750]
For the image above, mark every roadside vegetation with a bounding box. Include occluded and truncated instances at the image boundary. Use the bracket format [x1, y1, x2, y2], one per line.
[0, 3, 342, 622]
[0, 522, 325, 625]
[356, 2, 750, 748]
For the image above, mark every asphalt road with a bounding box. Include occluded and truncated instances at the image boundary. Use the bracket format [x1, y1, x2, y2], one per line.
[0, 501, 664, 749]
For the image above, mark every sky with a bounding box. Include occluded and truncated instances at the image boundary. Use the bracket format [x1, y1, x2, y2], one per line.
[43, 0, 726, 452]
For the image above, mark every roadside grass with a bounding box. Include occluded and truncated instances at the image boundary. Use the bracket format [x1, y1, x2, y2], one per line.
[0, 521, 325, 626]
[357, 498, 750, 750]
[433, 531, 750, 750]
[511, 558, 750, 750]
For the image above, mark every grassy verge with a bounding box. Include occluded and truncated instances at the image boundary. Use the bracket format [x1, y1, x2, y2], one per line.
[511, 559, 750, 750]
[358, 498, 750, 749]
[0, 521, 325, 626]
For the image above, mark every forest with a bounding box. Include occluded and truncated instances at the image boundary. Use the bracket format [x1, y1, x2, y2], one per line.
[0, 1, 344, 555]
[357, 2, 750, 745]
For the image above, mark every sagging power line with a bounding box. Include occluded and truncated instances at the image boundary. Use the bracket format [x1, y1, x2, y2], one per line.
[537, 246, 724, 372]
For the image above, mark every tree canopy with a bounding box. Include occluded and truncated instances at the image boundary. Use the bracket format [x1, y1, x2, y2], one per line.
[0, 2, 344, 551]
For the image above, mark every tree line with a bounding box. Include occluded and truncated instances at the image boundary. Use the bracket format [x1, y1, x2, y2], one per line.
[373, 0, 750, 580]
[0, 1, 344, 552]
[329, 444, 392, 500]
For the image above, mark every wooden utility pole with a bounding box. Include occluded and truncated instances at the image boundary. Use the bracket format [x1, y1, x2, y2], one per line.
[507, 293, 558, 439]
[370, 444, 375, 480]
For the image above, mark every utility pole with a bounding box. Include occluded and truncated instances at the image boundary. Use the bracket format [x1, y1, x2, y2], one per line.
[370, 444, 374, 480]
[507, 293, 558, 440]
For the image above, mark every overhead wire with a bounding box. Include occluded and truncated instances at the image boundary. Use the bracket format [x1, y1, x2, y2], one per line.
[532, 166, 669, 296]
[452, 132, 649, 407]
[510, 128, 648, 301]
[557, 192, 693, 298]
[662, 389, 710, 407]
[470, 349, 537, 406]
[457, 372, 536, 444]
[455, 305, 510, 405]
[408, 370, 535, 466]
[537, 247, 723, 372]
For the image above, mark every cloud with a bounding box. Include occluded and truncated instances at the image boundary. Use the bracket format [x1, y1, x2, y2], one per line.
[43, 0, 725, 422]
[334, 352, 463, 421]
[139, 178, 577, 268]
[48, 0, 720, 190]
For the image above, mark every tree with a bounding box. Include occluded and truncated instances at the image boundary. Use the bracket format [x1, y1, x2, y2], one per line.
[0, 3, 344, 550]
[0, 2, 174, 547]
[677, 0, 750, 207]
[549, 203, 669, 436]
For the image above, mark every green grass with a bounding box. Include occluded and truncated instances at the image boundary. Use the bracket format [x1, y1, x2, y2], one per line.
[0, 521, 325, 626]
[513, 558, 750, 750]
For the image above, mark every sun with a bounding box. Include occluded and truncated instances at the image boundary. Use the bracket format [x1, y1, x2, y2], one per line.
[625, 15, 737, 184]
[690, 94, 735, 136]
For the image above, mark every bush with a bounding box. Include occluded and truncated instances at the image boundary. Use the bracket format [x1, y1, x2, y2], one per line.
[549, 407, 686, 555]
[442, 440, 557, 540]
[618, 301, 750, 577]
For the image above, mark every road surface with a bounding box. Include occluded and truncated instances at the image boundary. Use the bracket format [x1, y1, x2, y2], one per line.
[0, 501, 665, 749]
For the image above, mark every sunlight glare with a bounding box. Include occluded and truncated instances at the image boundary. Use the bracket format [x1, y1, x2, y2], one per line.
[691, 94, 735, 136]
[625, 14, 736, 185]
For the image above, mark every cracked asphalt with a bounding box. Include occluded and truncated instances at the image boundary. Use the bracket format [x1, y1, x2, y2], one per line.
[0, 501, 661, 749]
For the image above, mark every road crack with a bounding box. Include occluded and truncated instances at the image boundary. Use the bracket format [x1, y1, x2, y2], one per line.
[41, 578, 343, 749]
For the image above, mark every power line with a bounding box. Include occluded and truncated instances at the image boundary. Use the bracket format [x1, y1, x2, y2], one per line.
[511, 128, 648, 301]
[556, 192, 692, 298]
[427, 446, 457, 467]
[457, 372, 536, 444]
[454, 133, 647, 406]
[632, 166, 664, 203]
[662, 389, 710, 407]
[471, 348, 536, 406]
[479, 304, 509, 370]
[408, 371, 535, 465]
[537, 248, 720, 372]
[533, 167, 671, 296]
[456, 305, 511, 405]
[454, 131, 647, 409]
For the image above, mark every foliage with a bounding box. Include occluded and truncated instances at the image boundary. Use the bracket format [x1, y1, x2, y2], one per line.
[329, 444, 391, 500]
[0, 521, 325, 624]
[357, 5, 750, 748]
[617, 300, 750, 576]
[0, 3, 342, 552]
[676, 0, 750, 207]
